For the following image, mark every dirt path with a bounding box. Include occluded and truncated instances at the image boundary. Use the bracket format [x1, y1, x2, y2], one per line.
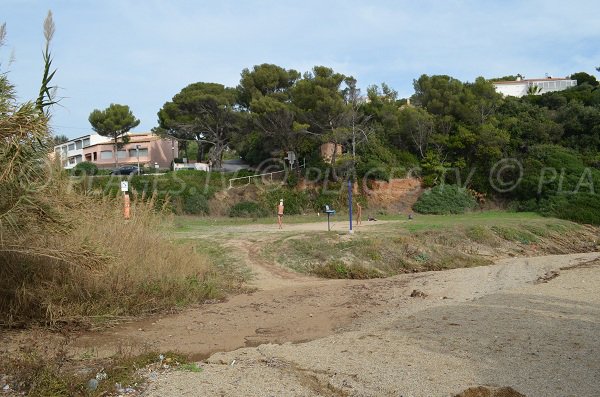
[56, 252, 600, 397]
[138, 252, 600, 397]
[177, 219, 394, 237]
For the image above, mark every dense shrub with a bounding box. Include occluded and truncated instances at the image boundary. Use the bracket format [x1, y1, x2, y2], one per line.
[229, 201, 268, 218]
[260, 188, 310, 215]
[413, 184, 477, 214]
[78, 170, 236, 213]
[514, 145, 600, 201]
[539, 193, 600, 225]
[71, 161, 98, 176]
[183, 194, 209, 215]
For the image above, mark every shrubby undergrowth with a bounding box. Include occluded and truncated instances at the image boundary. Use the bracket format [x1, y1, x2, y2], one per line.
[413, 184, 477, 214]
[0, 20, 236, 326]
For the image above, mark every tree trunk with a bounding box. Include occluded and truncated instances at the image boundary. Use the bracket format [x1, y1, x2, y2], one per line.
[197, 143, 202, 162]
[210, 142, 225, 170]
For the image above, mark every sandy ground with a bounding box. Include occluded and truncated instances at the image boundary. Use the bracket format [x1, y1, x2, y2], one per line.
[4, 218, 597, 397]
[129, 252, 600, 397]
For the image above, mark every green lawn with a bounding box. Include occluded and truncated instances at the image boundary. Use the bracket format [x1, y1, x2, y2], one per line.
[172, 210, 554, 233]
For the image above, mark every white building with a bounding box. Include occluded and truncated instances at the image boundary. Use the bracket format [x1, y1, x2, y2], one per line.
[493, 76, 577, 98]
[53, 133, 179, 170]
[53, 134, 110, 169]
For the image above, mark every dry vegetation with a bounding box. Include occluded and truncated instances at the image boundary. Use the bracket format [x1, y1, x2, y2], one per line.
[0, 189, 243, 327]
[262, 219, 599, 279]
[0, 17, 241, 328]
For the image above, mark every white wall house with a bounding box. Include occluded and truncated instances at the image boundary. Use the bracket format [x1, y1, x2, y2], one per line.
[53, 134, 110, 169]
[493, 76, 577, 98]
[53, 133, 179, 170]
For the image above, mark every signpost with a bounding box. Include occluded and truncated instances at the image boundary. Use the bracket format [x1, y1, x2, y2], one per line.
[324, 205, 336, 231]
[121, 181, 130, 220]
[286, 151, 296, 169]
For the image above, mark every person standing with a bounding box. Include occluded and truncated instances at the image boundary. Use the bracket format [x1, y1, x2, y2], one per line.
[356, 202, 362, 226]
[277, 199, 284, 229]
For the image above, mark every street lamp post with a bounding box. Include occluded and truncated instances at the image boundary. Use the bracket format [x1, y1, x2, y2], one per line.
[135, 144, 141, 175]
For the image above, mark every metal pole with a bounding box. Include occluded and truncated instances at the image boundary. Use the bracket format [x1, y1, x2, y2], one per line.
[327, 213, 331, 231]
[348, 179, 353, 234]
[136, 145, 140, 175]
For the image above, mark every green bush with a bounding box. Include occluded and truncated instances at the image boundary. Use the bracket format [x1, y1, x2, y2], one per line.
[71, 161, 98, 176]
[229, 201, 268, 218]
[260, 188, 310, 215]
[413, 184, 477, 214]
[539, 193, 600, 225]
[183, 194, 209, 215]
[515, 145, 600, 201]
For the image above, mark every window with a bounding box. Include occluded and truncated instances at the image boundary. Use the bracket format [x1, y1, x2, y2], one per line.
[76, 140, 82, 150]
[82, 138, 90, 147]
[68, 157, 76, 165]
[117, 150, 128, 159]
[75, 155, 83, 164]
[93, 152, 97, 161]
[68, 143, 75, 151]
[100, 151, 113, 160]
[129, 148, 148, 157]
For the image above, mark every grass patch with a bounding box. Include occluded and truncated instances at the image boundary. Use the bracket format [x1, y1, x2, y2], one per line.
[466, 225, 499, 245]
[491, 226, 538, 244]
[258, 212, 596, 279]
[309, 259, 383, 279]
[1, 350, 190, 396]
[178, 363, 203, 373]
[265, 231, 491, 278]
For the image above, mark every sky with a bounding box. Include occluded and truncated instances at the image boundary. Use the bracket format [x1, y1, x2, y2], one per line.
[3, 0, 600, 138]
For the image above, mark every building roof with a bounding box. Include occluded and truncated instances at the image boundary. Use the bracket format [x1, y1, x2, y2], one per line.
[493, 77, 575, 85]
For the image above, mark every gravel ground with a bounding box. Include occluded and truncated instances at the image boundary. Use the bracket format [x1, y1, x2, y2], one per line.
[141, 253, 600, 397]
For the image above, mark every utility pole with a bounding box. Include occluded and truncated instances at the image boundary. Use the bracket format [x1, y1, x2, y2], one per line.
[136, 144, 141, 175]
[348, 179, 353, 234]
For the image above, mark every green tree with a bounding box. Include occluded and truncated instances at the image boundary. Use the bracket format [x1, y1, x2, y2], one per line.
[88, 103, 140, 168]
[236, 64, 309, 163]
[342, 77, 373, 167]
[158, 82, 242, 169]
[237, 63, 300, 109]
[292, 66, 348, 178]
[52, 134, 68, 145]
[570, 71, 599, 87]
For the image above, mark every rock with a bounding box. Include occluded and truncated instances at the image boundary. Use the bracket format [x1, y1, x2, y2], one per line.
[95, 370, 107, 381]
[87, 378, 99, 391]
[410, 289, 427, 298]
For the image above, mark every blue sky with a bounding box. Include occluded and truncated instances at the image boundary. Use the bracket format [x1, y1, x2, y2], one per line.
[3, 0, 600, 138]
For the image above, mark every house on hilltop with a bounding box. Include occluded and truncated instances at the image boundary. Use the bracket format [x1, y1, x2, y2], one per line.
[493, 76, 577, 98]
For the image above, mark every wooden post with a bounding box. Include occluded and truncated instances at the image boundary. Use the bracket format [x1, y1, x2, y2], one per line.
[124, 193, 131, 220]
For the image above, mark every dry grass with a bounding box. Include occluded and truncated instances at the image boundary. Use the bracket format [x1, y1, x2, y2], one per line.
[0, 189, 241, 327]
[262, 219, 599, 279]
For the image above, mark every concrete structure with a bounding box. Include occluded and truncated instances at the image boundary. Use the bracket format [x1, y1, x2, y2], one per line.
[493, 76, 577, 98]
[53, 133, 178, 169]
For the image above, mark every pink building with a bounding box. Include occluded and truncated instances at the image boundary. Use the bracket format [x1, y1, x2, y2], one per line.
[54, 133, 178, 170]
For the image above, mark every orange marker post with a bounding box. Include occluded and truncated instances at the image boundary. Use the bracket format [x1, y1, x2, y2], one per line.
[124, 193, 131, 220]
